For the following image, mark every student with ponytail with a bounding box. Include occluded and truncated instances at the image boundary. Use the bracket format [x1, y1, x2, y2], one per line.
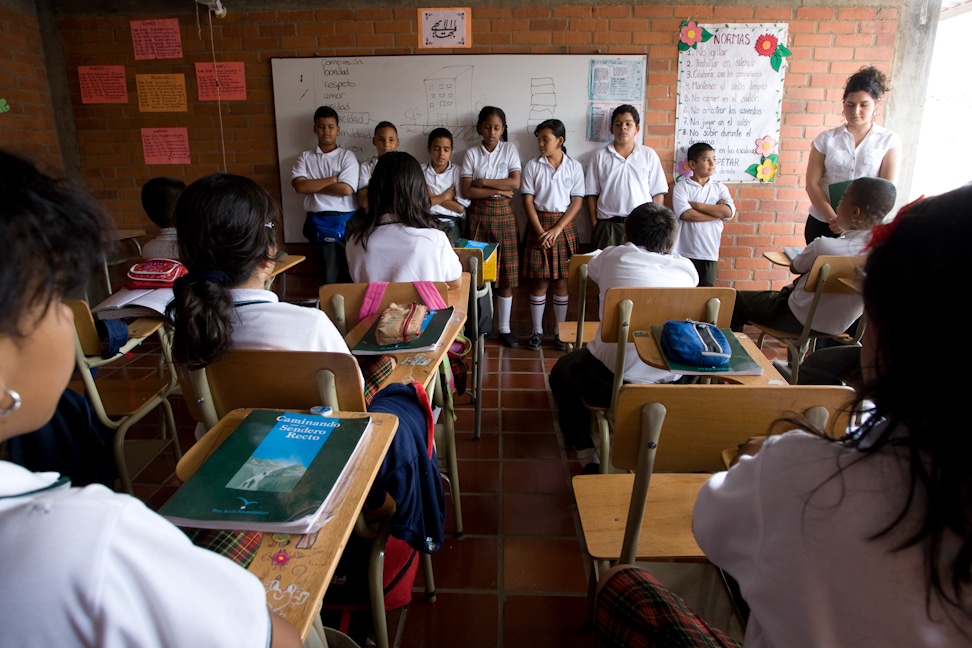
[168, 173, 350, 371]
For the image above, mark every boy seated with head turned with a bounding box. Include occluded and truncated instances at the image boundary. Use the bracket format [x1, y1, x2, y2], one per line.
[550, 202, 698, 473]
[731, 176, 896, 336]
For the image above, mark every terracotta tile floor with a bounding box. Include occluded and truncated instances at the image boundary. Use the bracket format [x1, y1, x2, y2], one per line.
[116, 292, 787, 647]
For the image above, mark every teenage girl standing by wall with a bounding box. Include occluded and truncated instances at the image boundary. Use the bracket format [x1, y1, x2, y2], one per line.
[460, 106, 522, 348]
[804, 66, 901, 243]
[520, 119, 584, 351]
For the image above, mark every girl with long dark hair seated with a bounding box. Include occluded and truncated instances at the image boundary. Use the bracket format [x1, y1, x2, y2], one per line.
[596, 185, 972, 646]
[345, 150, 461, 288]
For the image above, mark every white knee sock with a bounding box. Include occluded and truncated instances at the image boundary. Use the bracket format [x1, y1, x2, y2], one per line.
[497, 295, 513, 334]
[552, 294, 569, 325]
[530, 294, 546, 334]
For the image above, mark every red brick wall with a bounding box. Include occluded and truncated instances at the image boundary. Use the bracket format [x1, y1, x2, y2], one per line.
[0, 4, 61, 168]
[52, 4, 898, 290]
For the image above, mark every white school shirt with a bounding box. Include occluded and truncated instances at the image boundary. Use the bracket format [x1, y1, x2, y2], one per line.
[422, 161, 469, 220]
[671, 177, 735, 261]
[0, 461, 271, 648]
[358, 156, 378, 190]
[291, 146, 359, 213]
[808, 123, 901, 223]
[585, 243, 699, 383]
[229, 288, 351, 354]
[228, 288, 363, 387]
[142, 227, 180, 260]
[346, 216, 462, 283]
[585, 143, 668, 220]
[787, 229, 869, 334]
[694, 428, 972, 647]
[520, 154, 586, 212]
[460, 141, 522, 186]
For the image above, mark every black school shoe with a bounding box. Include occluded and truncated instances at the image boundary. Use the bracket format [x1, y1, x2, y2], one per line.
[498, 332, 520, 348]
[528, 332, 542, 350]
[552, 334, 567, 351]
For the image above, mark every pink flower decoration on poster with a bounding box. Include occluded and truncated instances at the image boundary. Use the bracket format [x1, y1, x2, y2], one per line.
[680, 21, 704, 47]
[677, 158, 694, 179]
[677, 20, 711, 51]
[755, 136, 777, 156]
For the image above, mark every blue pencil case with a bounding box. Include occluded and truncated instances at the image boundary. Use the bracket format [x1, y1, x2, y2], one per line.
[660, 320, 731, 367]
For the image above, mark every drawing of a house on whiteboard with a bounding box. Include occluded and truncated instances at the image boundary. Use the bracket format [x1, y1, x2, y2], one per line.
[424, 66, 473, 127]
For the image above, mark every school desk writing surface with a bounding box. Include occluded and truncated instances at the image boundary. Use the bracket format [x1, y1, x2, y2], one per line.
[178, 408, 398, 642]
[270, 55, 646, 243]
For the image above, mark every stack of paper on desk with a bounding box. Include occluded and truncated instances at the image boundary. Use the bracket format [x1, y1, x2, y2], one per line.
[92, 287, 173, 320]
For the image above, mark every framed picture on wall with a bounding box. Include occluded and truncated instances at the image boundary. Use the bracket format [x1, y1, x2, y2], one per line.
[418, 8, 471, 49]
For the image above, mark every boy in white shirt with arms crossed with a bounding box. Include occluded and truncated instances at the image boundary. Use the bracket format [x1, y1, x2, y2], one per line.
[292, 105, 359, 284]
[672, 142, 735, 287]
[422, 127, 468, 245]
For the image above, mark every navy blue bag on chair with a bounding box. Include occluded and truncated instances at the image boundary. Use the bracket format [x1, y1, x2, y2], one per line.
[660, 319, 731, 367]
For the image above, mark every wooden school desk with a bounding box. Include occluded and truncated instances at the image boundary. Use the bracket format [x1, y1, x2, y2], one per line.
[632, 329, 789, 385]
[343, 273, 470, 393]
[176, 408, 399, 642]
[267, 253, 306, 297]
[763, 250, 792, 267]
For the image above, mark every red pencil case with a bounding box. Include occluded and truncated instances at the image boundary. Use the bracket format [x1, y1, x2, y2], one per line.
[126, 258, 188, 289]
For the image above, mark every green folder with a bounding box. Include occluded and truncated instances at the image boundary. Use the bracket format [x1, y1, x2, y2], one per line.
[828, 180, 853, 210]
[649, 326, 763, 376]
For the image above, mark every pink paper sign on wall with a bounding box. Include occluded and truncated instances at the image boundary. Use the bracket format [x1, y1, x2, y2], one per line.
[131, 18, 183, 60]
[195, 62, 247, 101]
[141, 127, 191, 165]
[78, 66, 129, 104]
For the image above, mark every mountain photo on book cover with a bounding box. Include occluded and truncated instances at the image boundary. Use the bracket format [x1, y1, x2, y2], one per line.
[226, 413, 337, 492]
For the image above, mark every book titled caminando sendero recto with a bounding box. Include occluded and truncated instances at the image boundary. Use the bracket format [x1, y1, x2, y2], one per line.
[160, 410, 371, 534]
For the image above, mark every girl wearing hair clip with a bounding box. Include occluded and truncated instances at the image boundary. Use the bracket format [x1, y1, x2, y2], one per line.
[168, 173, 352, 371]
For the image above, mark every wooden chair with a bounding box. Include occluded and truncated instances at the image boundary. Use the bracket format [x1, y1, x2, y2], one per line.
[318, 281, 449, 337]
[184, 349, 432, 648]
[318, 280, 464, 537]
[184, 350, 366, 430]
[65, 300, 181, 495]
[454, 249, 491, 440]
[590, 287, 736, 473]
[573, 383, 855, 616]
[557, 253, 599, 352]
[751, 255, 866, 385]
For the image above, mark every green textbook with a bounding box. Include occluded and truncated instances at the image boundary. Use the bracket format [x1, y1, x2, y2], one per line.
[352, 306, 454, 356]
[648, 326, 763, 376]
[160, 410, 371, 533]
[454, 237, 497, 260]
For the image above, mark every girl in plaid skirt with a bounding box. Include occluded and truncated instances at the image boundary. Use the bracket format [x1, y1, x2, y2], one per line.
[520, 119, 584, 350]
[460, 106, 523, 347]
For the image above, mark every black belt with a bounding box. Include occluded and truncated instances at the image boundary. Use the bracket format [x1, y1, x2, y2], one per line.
[605, 216, 627, 223]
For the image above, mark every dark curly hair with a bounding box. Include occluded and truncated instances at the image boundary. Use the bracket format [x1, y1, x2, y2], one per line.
[0, 150, 107, 337]
[843, 66, 891, 102]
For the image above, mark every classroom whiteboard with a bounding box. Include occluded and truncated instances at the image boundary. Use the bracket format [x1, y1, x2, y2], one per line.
[271, 55, 647, 243]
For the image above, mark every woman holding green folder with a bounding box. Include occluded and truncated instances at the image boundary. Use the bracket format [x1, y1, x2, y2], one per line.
[804, 66, 901, 243]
